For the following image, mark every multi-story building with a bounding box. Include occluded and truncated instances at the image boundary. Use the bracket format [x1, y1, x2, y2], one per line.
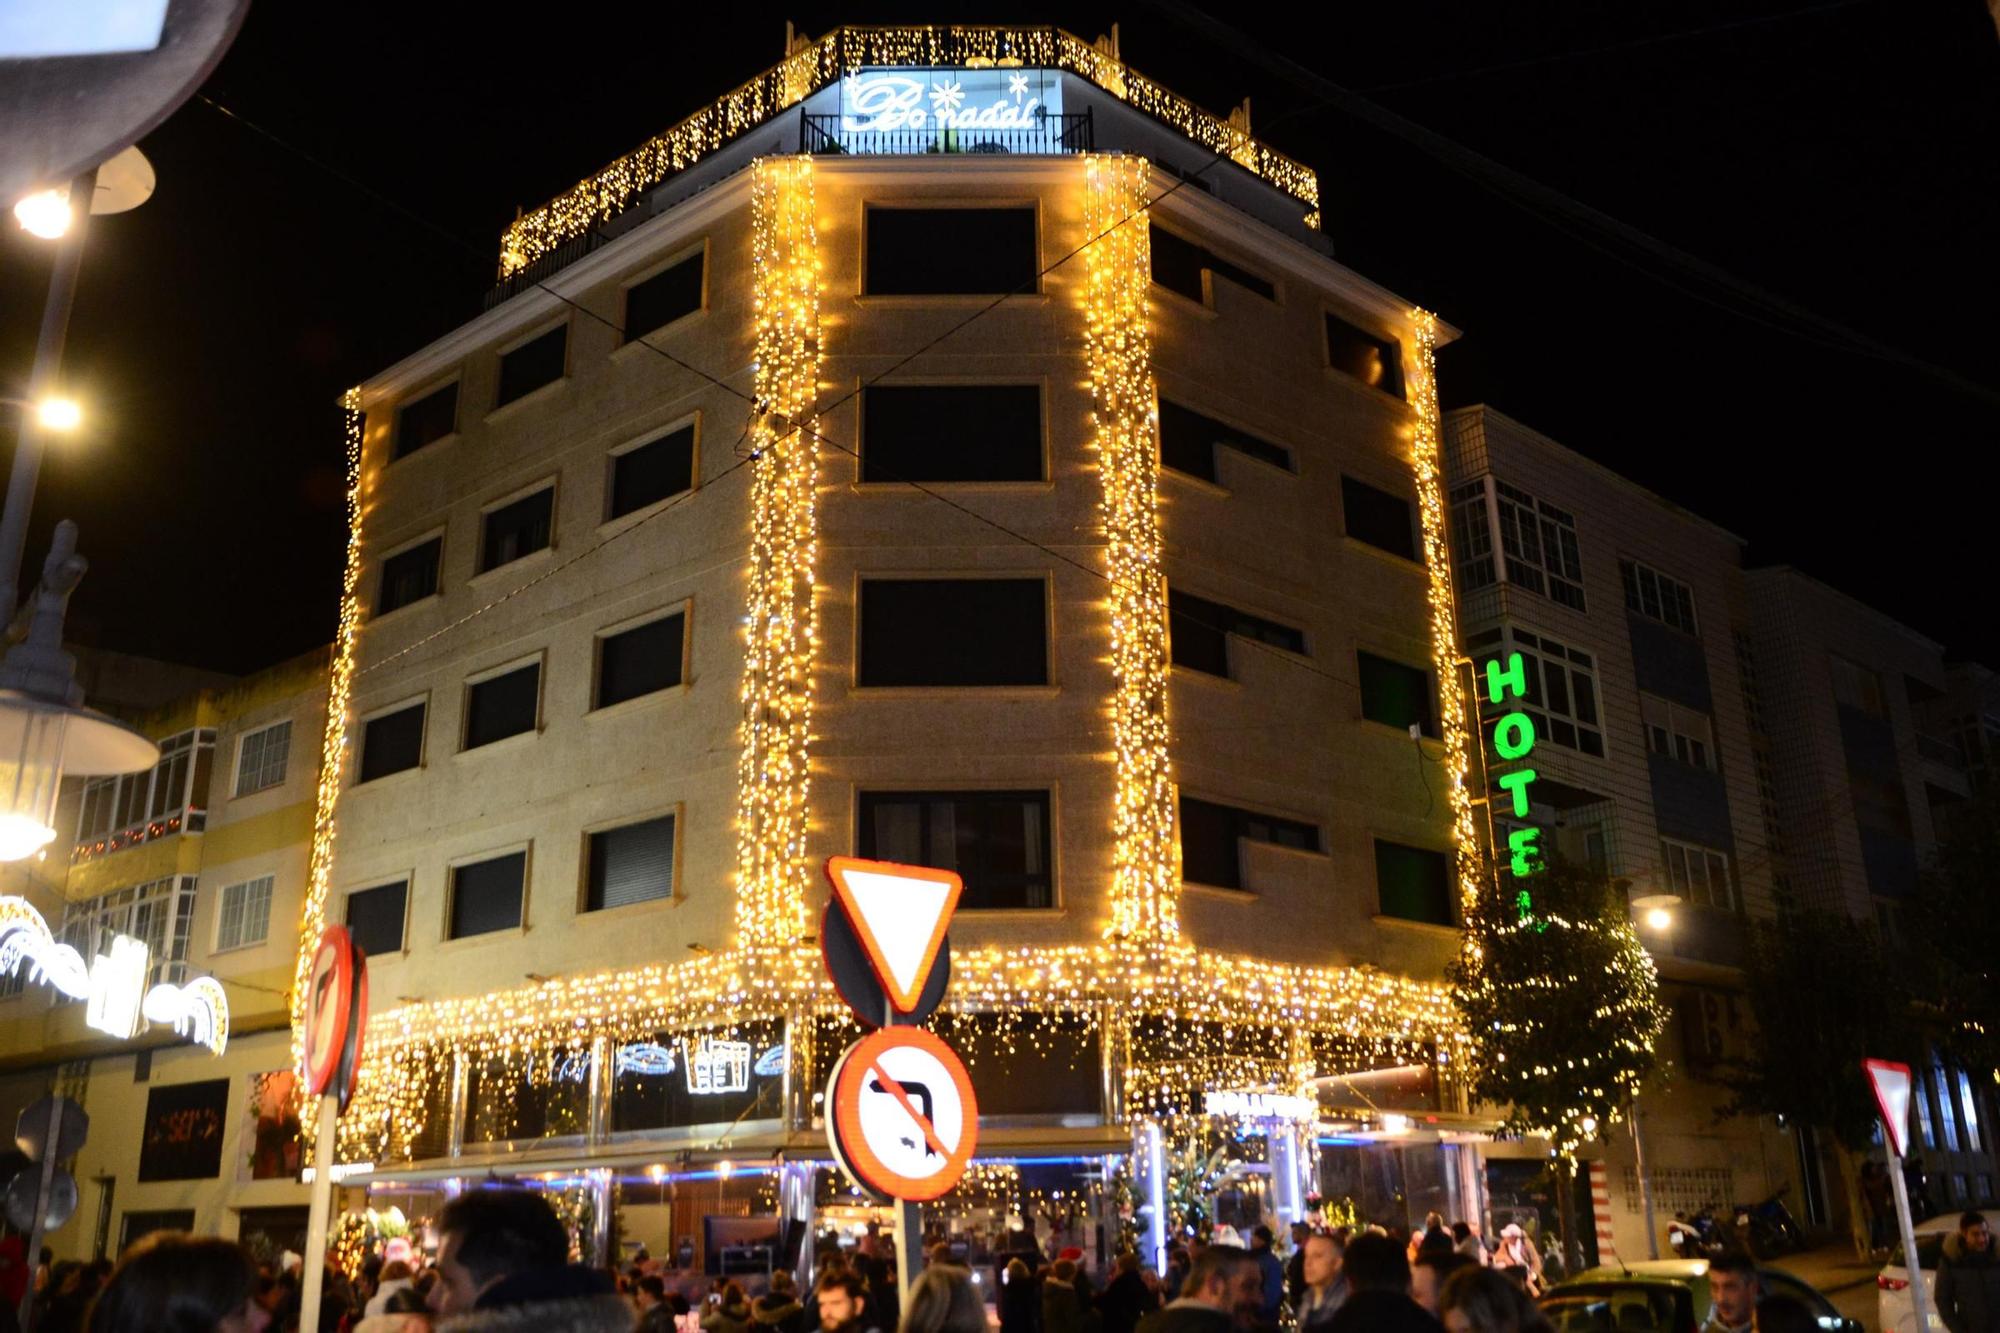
[0, 651, 327, 1262]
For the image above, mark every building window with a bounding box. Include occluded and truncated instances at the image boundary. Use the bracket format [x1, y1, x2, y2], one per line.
[586, 814, 677, 911]
[1324, 313, 1403, 398]
[449, 851, 527, 939]
[857, 790, 1052, 910]
[1475, 627, 1605, 757]
[1179, 795, 1321, 891]
[1156, 399, 1290, 482]
[215, 875, 274, 952]
[1661, 837, 1735, 911]
[624, 251, 704, 342]
[1449, 481, 1497, 590]
[1621, 559, 1698, 635]
[346, 881, 408, 956]
[865, 207, 1037, 296]
[595, 612, 686, 708]
[1642, 694, 1717, 770]
[1169, 589, 1305, 678]
[1358, 652, 1436, 737]
[858, 579, 1047, 687]
[377, 537, 441, 615]
[1342, 476, 1418, 561]
[73, 729, 216, 857]
[609, 424, 696, 519]
[479, 488, 554, 572]
[1148, 224, 1275, 303]
[233, 720, 292, 797]
[1375, 840, 1453, 926]
[358, 703, 425, 782]
[59, 877, 198, 987]
[1495, 481, 1586, 610]
[495, 325, 566, 407]
[393, 382, 458, 460]
[860, 385, 1043, 482]
[1831, 656, 1888, 718]
[463, 663, 540, 750]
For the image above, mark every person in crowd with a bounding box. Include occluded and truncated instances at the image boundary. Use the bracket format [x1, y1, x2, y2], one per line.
[701, 1280, 754, 1333]
[753, 1270, 806, 1333]
[1411, 1253, 1473, 1318]
[1321, 1233, 1440, 1333]
[1861, 1163, 1895, 1257]
[1702, 1252, 1760, 1333]
[1490, 1227, 1541, 1298]
[809, 1255, 852, 1333]
[1295, 1232, 1345, 1332]
[1937, 1210, 2000, 1333]
[635, 1275, 675, 1333]
[83, 1233, 268, 1333]
[1000, 1258, 1040, 1333]
[1135, 1244, 1263, 1333]
[1750, 1296, 1818, 1333]
[900, 1266, 986, 1333]
[365, 1260, 416, 1318]
[1409, 1216, 1452, 1266]
[426, 1187, 627, 1330]
[1097, 1250, 1159, 1333]
[1162, 1251, 1190, 1304]
[1449, 1224, 1488, 1268]
[1246, 1228, 1284, 1325]
[1041, 1258, 1090, 1333]
[1285, 1225, 1310, 1307]
[817, 1273, 882, 1333]
[1436, 1267, 1551, 1333]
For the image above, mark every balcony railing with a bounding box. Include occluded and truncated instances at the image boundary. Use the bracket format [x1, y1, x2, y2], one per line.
[1917, 732, 1966, 769]
[800, 110, 1093, 157]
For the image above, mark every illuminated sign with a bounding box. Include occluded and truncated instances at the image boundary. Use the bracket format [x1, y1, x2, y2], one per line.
[839, 68, 1061, 134]
[754, 1044, 787, 1077]
[0, 896, 229, 1054]
[1483, 652, 1546, 920]
[615, 1042, 678, 1077]
[1204, 1091, 1317, 1121]
[85, 934, 147, 1039]
[683, 1036, 751, 1094]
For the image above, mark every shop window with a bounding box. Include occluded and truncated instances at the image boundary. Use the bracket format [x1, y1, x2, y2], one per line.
[1169, 589, 1305, 678]
[609, 424, 696, 519]
[1375, 840, 1453, 926]
[595, 612, 685, 708]
[865, 207, 1037, 295]
[1179, 795, 1321, 891]
[1358, 652, 1436, 737]
[586, 814, 676, 911]
[465, 1049, 590, 1143]
[393, 382, 458, 459]
[479, 488, 553, 572]
[1156, 399, 1290, 482]
[624, 252, 704, 342]
[858, 790, 1052, 910]
[463, 663, 539, 749]
[346, 880, 408, 956]
[1342, 476, 1418, 561]
[860, 385, 1044, 482]
[449, 851, 527, 939]
[495, 325, 567, 407]
[358, 703, 425, 782]
[1325, 313, 1403, 398]
[858, 579, 1047, 687]
[1150, 225, 1275, 303]
[377, 538, 441, 614]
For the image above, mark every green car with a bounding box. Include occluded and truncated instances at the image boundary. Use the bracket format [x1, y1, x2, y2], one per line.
[1539, 1259, 1861, 1332]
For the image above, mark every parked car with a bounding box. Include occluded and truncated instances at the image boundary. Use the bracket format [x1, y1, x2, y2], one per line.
[1878, 1213, 1957, 1333]
[1542, 1259, 1860, 1332]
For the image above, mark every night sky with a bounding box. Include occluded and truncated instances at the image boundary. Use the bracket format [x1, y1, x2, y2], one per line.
[2, 0, 1995, 675]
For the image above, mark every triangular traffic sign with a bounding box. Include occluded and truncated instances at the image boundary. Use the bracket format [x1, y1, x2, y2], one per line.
[825, 856, 961, 1013]
[1865, 1058, 1915, 1158]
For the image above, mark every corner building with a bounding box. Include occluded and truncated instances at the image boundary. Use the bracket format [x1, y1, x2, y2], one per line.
[322, 28, 1488, 1270]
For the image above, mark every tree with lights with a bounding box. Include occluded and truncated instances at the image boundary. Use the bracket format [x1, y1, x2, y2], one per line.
[1448, 855, 1668, 1272]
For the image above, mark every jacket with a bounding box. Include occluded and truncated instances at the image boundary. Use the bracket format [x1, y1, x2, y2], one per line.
[1043, 1276, 1090, 1333]
[1297, 1279, 1346, 1332]
[1252, 1248, 1285, 1322]
[753, 1292, 806, 1333]
[1322, 1290, 1443, 1333]
[1939, 1232, 2000, 1333]
[438, 1295, 637, 1333]
[1001, 1274, 1041, 1333]
[365, 1278, 415, 1317]
[1135, 1299, 1233, 1333]
[1097, 1270, 1159, 1333]
[703, 1298, 756, 1333]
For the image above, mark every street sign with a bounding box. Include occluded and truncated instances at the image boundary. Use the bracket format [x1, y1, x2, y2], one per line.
[1865, 1059, 1914, 1158]
[3, 1167, 73, 1232]
[303, 926, 367, 1112]
[824, 856, 960, 1015]
[822, 900, 948, 1027]
[14, 1095, 85, 1164]
[827, 1027, 978, 1203]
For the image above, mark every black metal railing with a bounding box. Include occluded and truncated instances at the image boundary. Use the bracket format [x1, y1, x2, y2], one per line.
[482, 228, 610, 312]
[800, 109, 1092, 157]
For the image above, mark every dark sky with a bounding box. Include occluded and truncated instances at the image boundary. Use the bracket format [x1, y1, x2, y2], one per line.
[2, 0, 1995, 675]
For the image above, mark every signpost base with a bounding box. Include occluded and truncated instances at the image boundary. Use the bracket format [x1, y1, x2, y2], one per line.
[300, 1094, 338, 1329]
[895, 1197, 921, 1309]
[1889, 1150, 1933, 1333]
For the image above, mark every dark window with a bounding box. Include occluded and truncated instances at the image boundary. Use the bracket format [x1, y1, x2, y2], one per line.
[449, 851, 526, 938]
[121, 1210, 196, 1251]
[377, 538, 441, 614]
[624, 253, 704, 342]
[495, 325, 567, 406]
[858, 790, 1052, 910]
[1179, 795, 1322, 891]
[346, 881, 408, 956]
[596, 613, 685, 707]
[865, 208, 1037, 295]
[393, 383, 458, 459]
[1325, 313, 1403, 398]
[610, 425, 696, 518]
[859, 580, 1047, 687]
[1149, 225, 1275, 302]
[1375, 840, 1453, 925]
[1342, 476, 1418, 560]
[861, 385, 1043, 482]
[1156, 399, 1291, 482]
[1358, 652, 1436, 737]
[464, 663, 540, 749]
[358, 703, 425, 782]
[479, 488, 553, 572]
[1169, 589, 1306, 677]
[586, 815, 677, 911]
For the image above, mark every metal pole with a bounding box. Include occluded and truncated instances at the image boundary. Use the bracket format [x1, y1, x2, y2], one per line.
[1629, 1103, 1659, 1260]
[0, 166, 96, 630]
[300, 1094, 339, 1329]
[1889, 1151, 1933, 1333]
[18, 1098, 62, 1332]
[895, 1197, 921, 1309]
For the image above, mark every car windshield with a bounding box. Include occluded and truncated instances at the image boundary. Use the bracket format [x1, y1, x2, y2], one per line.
[1541, 1284, 1689, 1331]
[1891, 1234, 1947, 1272]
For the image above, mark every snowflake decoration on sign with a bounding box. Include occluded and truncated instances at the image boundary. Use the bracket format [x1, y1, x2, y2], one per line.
[1008, 73, 1031, 101]
[929, 78, 965, 114]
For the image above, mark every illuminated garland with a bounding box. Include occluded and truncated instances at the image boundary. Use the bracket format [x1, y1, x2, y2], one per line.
[496, 26, 1320, 278]
[1082, 154, 1179, 946]
[735, 156, 822, 950]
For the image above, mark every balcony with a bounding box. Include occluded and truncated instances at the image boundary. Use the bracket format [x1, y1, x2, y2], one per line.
[799, 109, 1093, 157]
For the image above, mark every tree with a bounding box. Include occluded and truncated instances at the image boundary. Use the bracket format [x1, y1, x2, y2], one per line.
[1904, 783, 2000, 1076]
[1724, 909, 1920, 1258]
[1449, 856, 1668, 1271]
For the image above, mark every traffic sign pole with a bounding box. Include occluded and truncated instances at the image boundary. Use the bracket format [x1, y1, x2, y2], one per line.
[1866, 1059, 1931, 1333]
[300, 1092, 339, 1327]
[896, 1197, 921, 1309]
[1888, 1152, 1932, 1333]
[19, 1098, 61, 1332]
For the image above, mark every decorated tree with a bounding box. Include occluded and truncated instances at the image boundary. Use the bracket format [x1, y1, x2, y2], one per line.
[1449, 855, 1668, 1271]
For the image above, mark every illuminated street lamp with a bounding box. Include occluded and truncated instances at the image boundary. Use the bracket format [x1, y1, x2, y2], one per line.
[1632, 890, 1679, 935]
[12, 186, 72, 240]
[1624, 884, 1680, 1258]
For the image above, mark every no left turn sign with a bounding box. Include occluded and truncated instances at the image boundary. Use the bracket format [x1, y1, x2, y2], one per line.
[827, 1027, 978, 1202]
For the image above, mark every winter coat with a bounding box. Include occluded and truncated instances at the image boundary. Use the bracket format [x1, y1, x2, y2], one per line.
[1323, 1290, 1443, 1333]
[1939, 1232, 2000, 1333]
[703, 1297, 756, 1333]
[1135, 1299, 1233, 1333]
[1096, 1270, 1159, 1333]
[1043, 1277, 1089, 1333]
[753, 1292, 806, 1333]
[1252, 1248, 1285, 1322]
[438, 1294, 637, 1333]
[1000, 1274, 1041, 1333]
[364, 1278, 415, 1317]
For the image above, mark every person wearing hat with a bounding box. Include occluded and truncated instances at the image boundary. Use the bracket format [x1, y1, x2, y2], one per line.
[1491, 1224, 1543, 1298]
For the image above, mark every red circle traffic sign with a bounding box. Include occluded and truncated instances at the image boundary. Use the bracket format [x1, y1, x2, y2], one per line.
[827, 1027, 978, 1202]
[303, 927, 365, 1104]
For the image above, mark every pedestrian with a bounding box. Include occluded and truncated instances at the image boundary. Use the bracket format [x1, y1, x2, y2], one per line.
[899, 1266, 985, 1333]
[1285, 1224, 1310, 1307]
[1936, 1209, 2000, 1333]
[1247, 1228, 1284, 1325]
[1097, 1251, 1158, 1333]
[1411, 1254, 1473, 1318]
[1041, 1259, 1090, 1333]
[1321, 1233, 1440, 1333]
[1162, 1251, 1190, 1303]
[1294, 1233, 1345, 1332]
[1861, 1163, 1894, 1258]
[1000, 1258, 1040, 1333]
[83, 1232, 269, 1333]
[637, 1276, 676, 1333]
[1135, 1245, 1263, 1333]
[1436, 1267, 1551, 1333]
[753, 1270, 806, 1333]
[425, 1187, 629, 1330]
[365, 1260, 417, 1318]
[1490, 1227, 1541, 1298]
[1449, 1224, 1488, 1269]
[1701, 1252, 1759, 1333]
[816, 1272, 883, 1333]
[702, 1281, 754, 1333]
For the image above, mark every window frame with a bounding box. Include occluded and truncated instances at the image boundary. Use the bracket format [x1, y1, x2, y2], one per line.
[618, 241, 709, 346]
[475, 477, 559, 576]
[1659, 836, 1737, 912]
[444, 844, 532, 942]
[853, 571, 1055, 690]
[591, 603, 692, 711]
[490, 318, 571, 414]
[1620, 558, 1699, 636]
[1340, 474, 1420, 563]
[1356, 649, 1438, 738]
[213, 874, 276, 954]
[853, 786, 1060, 912]
[354, 695, 430, 785]
[603, 416, 700, 528]
[374, 529, 445, 617]
[1147, 221, 1279, 308]
[1371, 837, 1456, 928]
[1322, 308, 1406, 399]
[1176, 791, 1325, 893]
[232, 719, 293, 799]
[459, 654, 545, 752]
[855, 380, 1050, 486]
[1167, 585, 1309, 680]
[1641, 692, 1718, 772]
[1153, 394, 1294, 484]
[390, 378, 461, 462]
[860, 201, 1044, 299]
[1475, 626, 1607, 758]
[578, 804, 684, 914]
[344, 877, 412, 957]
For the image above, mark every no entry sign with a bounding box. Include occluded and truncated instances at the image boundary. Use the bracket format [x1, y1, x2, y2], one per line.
[827, 1026, 978, 1202]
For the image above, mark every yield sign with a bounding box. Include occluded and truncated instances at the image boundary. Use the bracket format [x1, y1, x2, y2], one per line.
[1865, 1058, 1915, 1157]
[825, 857, 961, 1014]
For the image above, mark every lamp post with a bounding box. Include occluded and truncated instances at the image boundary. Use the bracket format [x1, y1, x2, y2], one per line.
[1628, 889, 1680, 1260]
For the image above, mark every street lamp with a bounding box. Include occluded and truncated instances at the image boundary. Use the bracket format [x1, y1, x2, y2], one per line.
[1623, 886, 1679, 1260]
[1632, 891, 1679, 935]
[12, 187, 72, 240]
